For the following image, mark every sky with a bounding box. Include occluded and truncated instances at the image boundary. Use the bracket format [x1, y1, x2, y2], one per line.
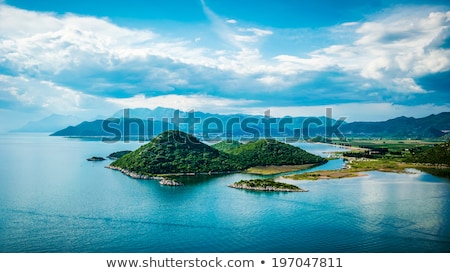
[0, 0, 449, 131]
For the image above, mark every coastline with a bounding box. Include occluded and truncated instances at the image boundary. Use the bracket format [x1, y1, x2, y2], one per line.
[106, 165, 183, 186]
[284, 158, 450, 181]
[106, 165, 243, 185]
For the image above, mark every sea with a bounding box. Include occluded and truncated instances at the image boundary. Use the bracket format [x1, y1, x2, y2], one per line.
[0, 133, 449, 253]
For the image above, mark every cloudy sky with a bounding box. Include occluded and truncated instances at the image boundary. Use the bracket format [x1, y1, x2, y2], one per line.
[1, 0, 449, 131]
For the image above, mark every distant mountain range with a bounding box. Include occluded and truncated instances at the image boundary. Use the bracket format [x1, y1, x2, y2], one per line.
[50, 107, 338, 139]
[338, 112, 450, 139]
[11, 114, 83, 133]
[48, 107, 450, 140]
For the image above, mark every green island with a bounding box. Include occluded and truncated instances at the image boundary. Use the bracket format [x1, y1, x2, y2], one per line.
[87, 156, 106, 161]
[108, 130, 326, 185]
[286, 139, 450, 181]
[229, 178, 307, 192]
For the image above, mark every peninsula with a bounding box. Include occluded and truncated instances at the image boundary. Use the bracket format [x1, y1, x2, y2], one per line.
[108, 130, 326, 184]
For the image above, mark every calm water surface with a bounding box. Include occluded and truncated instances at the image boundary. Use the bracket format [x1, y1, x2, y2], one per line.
[0, 134, 449, 252]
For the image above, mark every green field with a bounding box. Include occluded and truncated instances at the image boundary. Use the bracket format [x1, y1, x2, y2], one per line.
[294, 139, 450, 180]
[286, 170, 365, 180]
[245, 164, 318, 175]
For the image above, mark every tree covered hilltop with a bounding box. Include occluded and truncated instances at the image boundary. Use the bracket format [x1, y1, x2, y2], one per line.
[212, 138, 326, 166]
[109, 130, 326, 177]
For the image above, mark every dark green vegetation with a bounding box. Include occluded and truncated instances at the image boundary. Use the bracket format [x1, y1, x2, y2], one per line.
[229, 178, 306, 192]
[245, 164, 318, 175]
[338, 139, 450, 165]
[287, 138, 450, 181]
[213, 139, 326, 166]
[107, 150, 132, 159]
[110, 131, 240, 174]
[410, 140, 450, 165]
[110, 130, 325, 176]
[210, 140, 242, 154]
[87, 156, 106, 161]
[333, 139, 450, 179]
[411, 140, 450, 178]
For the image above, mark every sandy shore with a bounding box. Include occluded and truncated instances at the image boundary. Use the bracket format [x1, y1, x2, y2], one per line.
[285, 170, 368, 181]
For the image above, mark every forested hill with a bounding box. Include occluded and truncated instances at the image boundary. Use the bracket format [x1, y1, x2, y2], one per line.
[110, 130, 240, 174]
[213, 139, 326, 166]
[110, 130, 327, 176]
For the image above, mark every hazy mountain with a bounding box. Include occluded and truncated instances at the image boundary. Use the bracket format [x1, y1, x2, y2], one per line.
[11, 114, 83, 133]
[50, 119, 170, 139]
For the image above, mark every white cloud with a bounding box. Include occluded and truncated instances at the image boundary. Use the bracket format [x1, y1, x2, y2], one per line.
[105, 94, 260, 114]
[353, 9, 450, 78]
[391, 78, 426, 94]
[0, 2, 449, 126]
[2, 3, 447, 95]
[232, 27, 273, 43]
[341, 22, 359, 27]
[274, 8, 450, 93]
[0, 75, 112, 115]
[239, 27, 273, 37]
[274, 54, 334, 72]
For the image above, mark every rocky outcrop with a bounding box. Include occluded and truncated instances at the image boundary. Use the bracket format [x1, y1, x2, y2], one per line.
[228, 184, 307, 192]
[106, 165, 183, 186]
[158, 178, 183, 186]
[228, 178, 308, 192]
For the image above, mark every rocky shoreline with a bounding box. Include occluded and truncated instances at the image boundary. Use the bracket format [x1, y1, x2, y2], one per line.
[228, 184, 308, 192]
[228, 178, 308, 192]
[106, 165, 183, 186]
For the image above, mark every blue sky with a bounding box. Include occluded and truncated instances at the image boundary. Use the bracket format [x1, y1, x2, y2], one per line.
[0, 0, 449, 131]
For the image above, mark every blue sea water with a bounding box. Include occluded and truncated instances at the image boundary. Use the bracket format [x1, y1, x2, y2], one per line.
[0, 134, 449, 253]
